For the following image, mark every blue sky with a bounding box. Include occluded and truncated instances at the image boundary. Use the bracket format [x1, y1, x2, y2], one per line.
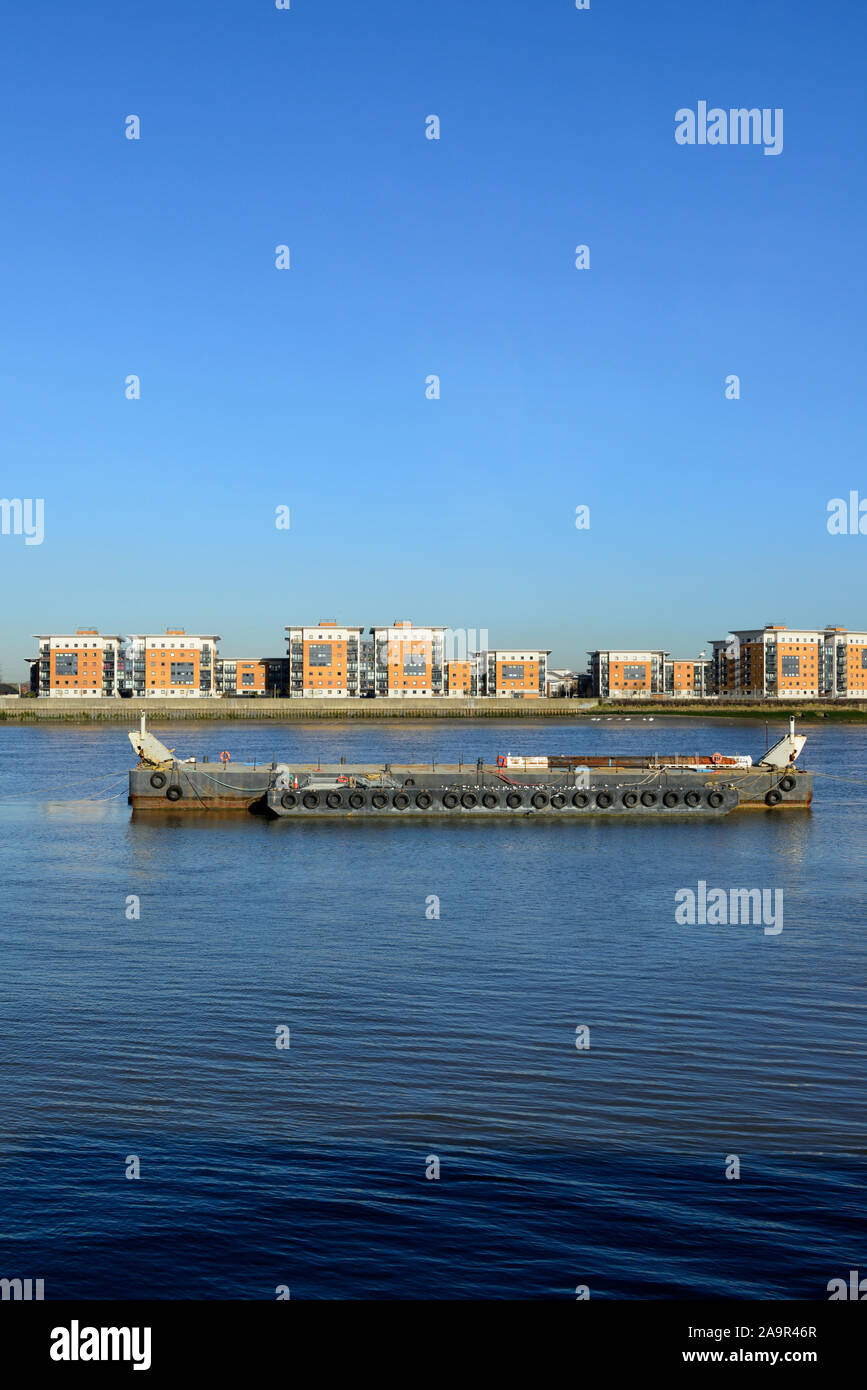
[1, 0, 865, 680]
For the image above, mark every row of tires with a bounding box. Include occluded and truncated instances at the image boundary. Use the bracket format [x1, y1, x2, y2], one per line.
[146, 771, 791, 809]
[274, 785, 731, 812]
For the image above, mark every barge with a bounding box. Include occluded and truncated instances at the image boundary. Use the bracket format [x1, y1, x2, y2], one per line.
[128, 717, 812, 818]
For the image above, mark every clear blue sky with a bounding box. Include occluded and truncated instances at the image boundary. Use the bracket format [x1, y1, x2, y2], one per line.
[1, 0, 865, 681]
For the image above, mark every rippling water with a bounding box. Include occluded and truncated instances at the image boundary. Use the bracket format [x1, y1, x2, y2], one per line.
[0, 716, 864, 1298]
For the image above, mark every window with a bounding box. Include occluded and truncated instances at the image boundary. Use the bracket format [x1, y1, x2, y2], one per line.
[170, 662, 195, 685]
[501, 663, 525, 680]
[781, 655, 800, 677]
[403, 648, 426, 675]
[622, 665, 646, 680]
[241, 672, 255, 686]
[308, 644, 332, 666]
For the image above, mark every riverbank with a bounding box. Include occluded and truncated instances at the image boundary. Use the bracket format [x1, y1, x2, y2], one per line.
[601, 702, 867, 723]
[3, 697, 867, 723]
[0, 697, 598, 721]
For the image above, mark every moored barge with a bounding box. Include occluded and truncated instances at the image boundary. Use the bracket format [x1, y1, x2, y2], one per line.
[128, 717, 812, 818]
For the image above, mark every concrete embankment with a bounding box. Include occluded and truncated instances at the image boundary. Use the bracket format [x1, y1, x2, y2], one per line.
[0, 697, 598, 721]
[2, 697, 866, 723]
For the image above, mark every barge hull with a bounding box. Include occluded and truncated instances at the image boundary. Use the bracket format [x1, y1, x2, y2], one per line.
[129, 763, 811, 814]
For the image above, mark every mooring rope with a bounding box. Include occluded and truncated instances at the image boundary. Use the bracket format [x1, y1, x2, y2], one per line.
[807, 770, 867, 787]
[0, 769, 129, 800]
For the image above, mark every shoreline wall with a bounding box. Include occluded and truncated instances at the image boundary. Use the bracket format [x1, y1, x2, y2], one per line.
[1, 697, 866, 723]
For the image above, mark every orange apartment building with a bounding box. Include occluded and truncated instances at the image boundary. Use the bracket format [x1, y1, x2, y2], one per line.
[284, 622, 364, 697]
[236, 659, 266, 694]
[483, 650, 549, 698]
[710, 625, 867, 699]
[215, 657, 288, 696]
[664, 657, 710, 698]
[32, 630, 123, 697]
[126, 630, 220, 697]
[371, 621, 446, 697]
[588, 649, 666, 699]
[669, 661, 696, 695]
[838, 629, 867, 697]
[227, 659, 268, 695]
[445, 659, 475, 696]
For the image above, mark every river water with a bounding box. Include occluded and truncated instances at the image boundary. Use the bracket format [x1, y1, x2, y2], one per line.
[0, 717, 864, 1298]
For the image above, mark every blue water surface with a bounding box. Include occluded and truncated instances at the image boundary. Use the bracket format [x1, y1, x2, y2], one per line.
[0, 717, 864, 1298]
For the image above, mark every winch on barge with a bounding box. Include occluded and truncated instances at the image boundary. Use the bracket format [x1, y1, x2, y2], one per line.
[127, 717, 812, 817]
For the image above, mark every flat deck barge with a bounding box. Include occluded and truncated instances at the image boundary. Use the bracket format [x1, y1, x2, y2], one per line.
[127, 718, 812, 817]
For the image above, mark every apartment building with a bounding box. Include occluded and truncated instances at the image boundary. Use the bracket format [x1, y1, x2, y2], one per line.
[31, 630, 123, 697]
[370, 621, 447, 697]
[445, 659, 476, 696]
[483, 650, 548, 699]
[588, 649, 666, 699]
[215, 658, 263, 695]
[125, 630, 220, 697]
[546, 668, 582, 697]
[284, 621, 364, 696]
[708, 638, 737, 697]
[664, 657, 710, 698]
[824, 627, 867, 697]
[709, 625, 867, 699]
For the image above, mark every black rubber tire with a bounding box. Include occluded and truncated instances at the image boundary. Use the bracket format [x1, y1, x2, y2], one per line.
[622, 791, 639, 808]
[551, 792, 567, 808]
[506, 792, 523, 809]
[403, 778, 415, 787]
[662, 791, 679, 808]
[280, 791, 297, 809]
[165, 785, 182, 802]
[150, 772, 167, 789]
[442, 792, 458, 809]
[531, 792, 548, 809]
[572, 791, 590, 808]
[707, 791, 724, 809]
[684, 790, 702, 808]
[302, 791, 319, 810]
[393, 792, 410, 810]
[596, 791, 612, 809]
[461, 791, 478, 809]
[640, 791, 657, 807]
[348, 791, 365, 809]
[482, 792, 498, 809]
[765, 789, 782, 806]
[415, 792, 432, 809]
[779, 775, 796, 792]
[371, 792, 388, 809]
[326, 791, 342, 809]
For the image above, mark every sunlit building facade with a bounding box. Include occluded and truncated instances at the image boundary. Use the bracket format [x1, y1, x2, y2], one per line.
[31, 630, 123, 697]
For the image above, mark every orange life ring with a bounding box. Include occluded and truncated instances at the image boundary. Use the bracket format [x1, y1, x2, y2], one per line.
[337, 775, 349, 783]
[220, 750, 231, 763]
[711, 752, 723, 765]
[496, 755, 507, 767]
